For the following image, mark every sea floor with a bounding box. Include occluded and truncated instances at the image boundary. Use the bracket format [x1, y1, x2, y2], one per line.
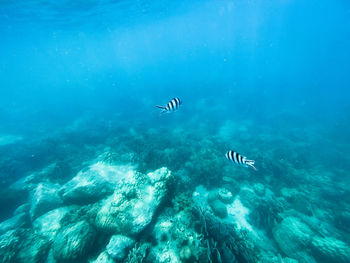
[0, 113, 349, 263]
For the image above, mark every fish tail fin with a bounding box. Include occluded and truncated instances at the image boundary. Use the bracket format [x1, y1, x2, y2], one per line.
[246, 160, 257, 171]
[156, 105, 167, 116]
[155, 105, 166, 109]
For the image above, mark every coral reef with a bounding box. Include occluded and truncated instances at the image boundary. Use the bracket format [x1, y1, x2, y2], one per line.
[0, 117, 349, 263]
[0, 159, 175, 263]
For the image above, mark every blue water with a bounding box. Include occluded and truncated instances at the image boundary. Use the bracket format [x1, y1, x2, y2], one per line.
[0, 0, 350, 262]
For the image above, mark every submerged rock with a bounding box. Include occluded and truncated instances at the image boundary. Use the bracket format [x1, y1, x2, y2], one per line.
[192, 185, 210, 208]
[0, 188, 28, 220]
[280, 188, 313, 215]
[179, 246, 192, 261]
[95, 167, 172, 235]
[0, 229, 50, 263]
[45, 249, 56, 263]
[209, 200, 228, 218]
[90, 251, 115, 263]
[0, 134, 22, 146]
[148, 246, 180, 263]
[60, 162, 134, 205]
[283, 258, 299, 263]
[52, 220, 96, 262]
[106, 235, 135, 261]
[13, 203, 30, 216]
[336, 211, 350, 230]
[60, 170, 112, 205]
[0, 230, 20, 262]
[217, 188, 234, 204]
[311, 236, 350, 263]
[207, 190, 218, 203]
[226, 197, 253, 232]
[0, 212, 29, 234]
[222, 176, 235, 184]
[33, 206, 77, 241]
[30, 183, 63, 220]
[253, 183, 265, 196]
[207, 188, 234, 204]
[273, 217, 316, 263]
[15, 232, 50, 263]
[10, 163, 60, 193]
[238, 187, 259, 209]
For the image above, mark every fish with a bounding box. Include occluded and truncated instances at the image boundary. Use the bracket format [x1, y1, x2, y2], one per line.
[225, 150, 257, 170]
[155, 97, 181, 113]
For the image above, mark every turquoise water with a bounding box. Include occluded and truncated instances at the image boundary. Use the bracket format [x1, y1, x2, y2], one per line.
[0, 1, 350, 262]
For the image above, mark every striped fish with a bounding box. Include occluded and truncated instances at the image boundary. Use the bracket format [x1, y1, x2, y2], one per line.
[225, 150, 257, 170]
[156, 97, 181, 113]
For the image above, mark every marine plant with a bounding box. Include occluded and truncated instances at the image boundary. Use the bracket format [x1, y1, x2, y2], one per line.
[249, 198, 284, 234]
[125, 242, 151, 263]
[193, 206, 261, 263]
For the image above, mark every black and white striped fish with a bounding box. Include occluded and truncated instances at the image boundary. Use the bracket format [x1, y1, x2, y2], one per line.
[225, 150, 257, 170]
[156, 97, 181, 113]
